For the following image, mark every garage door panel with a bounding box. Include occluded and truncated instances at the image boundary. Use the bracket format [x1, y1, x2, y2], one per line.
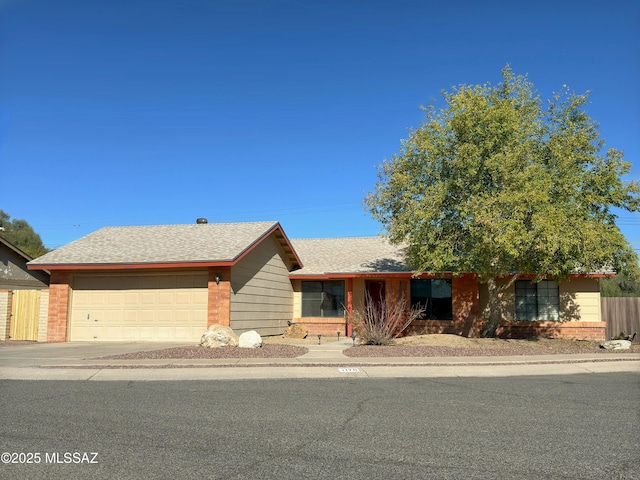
[155, 327, 173, 340]
[139, 308, 157, 322]
[122, 292, 139, 304]
[83, 292, 106, 307]
[156, 309, 173, 322]
[157, 292, 174, 304]
[174, 292, 193, 303]
[70, 274, 208, 341]
[118, 329, 137, 341]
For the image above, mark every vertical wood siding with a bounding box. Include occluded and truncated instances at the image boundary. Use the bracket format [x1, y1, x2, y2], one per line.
[9, 290, 41, 341]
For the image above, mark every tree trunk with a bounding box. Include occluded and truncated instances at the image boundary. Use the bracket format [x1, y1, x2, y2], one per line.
[481, 276, 501, 338]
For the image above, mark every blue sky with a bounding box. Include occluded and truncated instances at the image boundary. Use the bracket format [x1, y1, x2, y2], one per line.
[1, 0, 638, 254]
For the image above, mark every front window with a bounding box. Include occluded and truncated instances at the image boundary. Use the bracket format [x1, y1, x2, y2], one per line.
[410, 279, 453, 320]
[515, 280, 559, 321]
[301, 281, 345, 317]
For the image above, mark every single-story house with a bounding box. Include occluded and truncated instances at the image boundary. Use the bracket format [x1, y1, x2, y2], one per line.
[27, 220, 610, 342]
[1, 236, 50, 341]
[288, 237, 607, 340]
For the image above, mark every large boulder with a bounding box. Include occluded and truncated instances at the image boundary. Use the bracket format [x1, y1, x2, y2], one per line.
[599, 340, 632, 350]
[238, 330, 262, 349]
[200, 325, 238, 348]
[283, 323, 308, 339]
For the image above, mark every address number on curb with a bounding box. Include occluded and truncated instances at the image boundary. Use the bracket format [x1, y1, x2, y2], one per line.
[338, 368, 360, 373]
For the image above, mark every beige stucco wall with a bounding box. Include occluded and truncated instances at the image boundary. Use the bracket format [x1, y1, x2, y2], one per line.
[560, 277, 601, 322]
[230, 235, 294, 336]
[479, 277, 601, 323]
[292, 279, 301, 317]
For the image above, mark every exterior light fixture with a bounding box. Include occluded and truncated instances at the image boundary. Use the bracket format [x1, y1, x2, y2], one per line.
[215, 273, 221, 285]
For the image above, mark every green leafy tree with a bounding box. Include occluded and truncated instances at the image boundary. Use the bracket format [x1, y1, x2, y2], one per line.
[366, 66, 640, 337]
[0, 210, 50, 258]
[600, 271, 640, 297]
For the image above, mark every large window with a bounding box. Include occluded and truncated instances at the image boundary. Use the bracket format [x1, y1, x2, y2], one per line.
[410, 279, 453, 320]
[515, 280, 559, 321]
[301, 281, 345, 317]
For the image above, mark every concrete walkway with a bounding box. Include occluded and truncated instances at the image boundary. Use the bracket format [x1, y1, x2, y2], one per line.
[0, 340, 638, 381]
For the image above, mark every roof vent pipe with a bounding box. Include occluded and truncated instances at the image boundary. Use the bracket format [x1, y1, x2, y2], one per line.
[196, 218, 208, 224]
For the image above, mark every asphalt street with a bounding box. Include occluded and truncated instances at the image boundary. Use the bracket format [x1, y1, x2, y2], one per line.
[1, 374, 638, 479]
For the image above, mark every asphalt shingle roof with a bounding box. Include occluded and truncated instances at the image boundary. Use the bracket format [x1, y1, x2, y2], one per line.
[290, 237, 409, 275]
[29, 221, 283, 266]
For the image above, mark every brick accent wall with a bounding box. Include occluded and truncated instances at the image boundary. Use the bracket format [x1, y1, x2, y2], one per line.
[293, 317, 347, 336]
[0, 290, 10, 340]
[404, 276, 606, 340]
[47, 272, 71, 342]
[408, 276, 480, 337]
[452, 276, 479, 336]
[496, 321, 606, 341]
[208, 267, 231, 327]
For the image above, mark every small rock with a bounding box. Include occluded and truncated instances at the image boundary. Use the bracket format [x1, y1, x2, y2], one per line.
[599, 340, 631, 350]
[283, 324, 308, 339]
[200, 325, 238, 348]
[238, 330, 262, 348]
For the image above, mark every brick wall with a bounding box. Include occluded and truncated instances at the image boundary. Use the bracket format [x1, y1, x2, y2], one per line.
[451, 276, 479, 336]
[404, 276, 606, 340]
[293, 317, 347, 336]
[407, 318, 606, 341]
[495, 321, 606, 341]
[47, 272, 71, 342]
[407, 276, 480, 337]
[208, 267, 231, 327]
[38, 289, 49, 342]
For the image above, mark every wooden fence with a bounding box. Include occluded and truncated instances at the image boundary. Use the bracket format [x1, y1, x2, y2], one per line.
[602, 297, 640, 342]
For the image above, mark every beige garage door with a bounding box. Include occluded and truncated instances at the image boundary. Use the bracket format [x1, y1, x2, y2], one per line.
[69, 273, 208, 342]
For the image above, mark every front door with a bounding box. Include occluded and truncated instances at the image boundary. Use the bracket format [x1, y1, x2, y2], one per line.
[365, 280, 386, 310]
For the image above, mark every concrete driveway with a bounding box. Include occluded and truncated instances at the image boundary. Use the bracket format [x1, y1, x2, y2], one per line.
[0, 342, 191, 368]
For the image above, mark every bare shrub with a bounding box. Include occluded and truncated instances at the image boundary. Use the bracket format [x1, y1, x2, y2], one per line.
[349, 291, 425, 346]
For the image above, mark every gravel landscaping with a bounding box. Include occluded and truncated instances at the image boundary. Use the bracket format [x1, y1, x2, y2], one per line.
[345, 335, 640, 357]
[2, 335, 638, 360]
[91, 334, 639, 360]
[97, 343, 308, 360]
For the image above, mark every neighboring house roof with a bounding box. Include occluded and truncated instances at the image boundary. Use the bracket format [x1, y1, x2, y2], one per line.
[0, 236, 50, 288]
[1, 236, 34, 262]
[28, 221, 302, 271]
[290, 237, 409, 277]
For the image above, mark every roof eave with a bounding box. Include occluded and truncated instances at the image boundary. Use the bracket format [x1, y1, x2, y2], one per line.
[232, 222, 303, 271]
[27, 261, 235, 271]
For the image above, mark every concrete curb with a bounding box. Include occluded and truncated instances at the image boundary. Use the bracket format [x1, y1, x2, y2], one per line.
[1, 341, 638, 381]
[1, 360, 639, 381]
